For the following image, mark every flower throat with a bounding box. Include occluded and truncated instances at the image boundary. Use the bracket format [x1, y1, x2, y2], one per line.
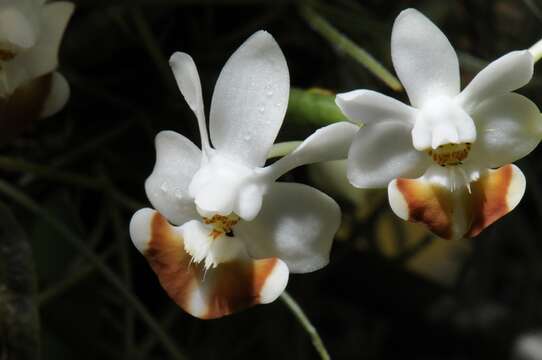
[427, 143, 471, 167]
[203, 214, 240, 239]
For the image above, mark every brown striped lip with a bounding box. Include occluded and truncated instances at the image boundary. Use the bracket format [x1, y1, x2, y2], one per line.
[143, 210, 288, 319]
[391, 164, 523, 240]
[466, 164, 515, 237]
[395, 177, 454, 239]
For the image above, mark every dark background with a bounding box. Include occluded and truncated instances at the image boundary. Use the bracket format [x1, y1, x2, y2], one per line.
[4, 0, 542, 359]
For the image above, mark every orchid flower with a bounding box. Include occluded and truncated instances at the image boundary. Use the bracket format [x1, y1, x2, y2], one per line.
[0, 0, 74, 118]
[336, 9, 542, 240]
[129, 31, 358, 319]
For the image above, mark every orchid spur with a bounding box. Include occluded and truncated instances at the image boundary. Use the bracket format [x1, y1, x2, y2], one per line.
[0, 0, 74, 140]
[337, 9, 542, 240]
[129, 31, 358, 319]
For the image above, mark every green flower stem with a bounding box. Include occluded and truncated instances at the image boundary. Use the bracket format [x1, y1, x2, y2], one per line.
[298, 5, 402, 91]
[280, 291, 331, 360]
[0, 180, 189, 360]
[287, 88, 346, 126]
[0, 202, 40, 360]
[268, 141, 302, 159]
[529, 38, 542, 63]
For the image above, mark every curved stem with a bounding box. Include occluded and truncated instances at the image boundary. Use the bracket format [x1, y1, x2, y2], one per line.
[268, 141, 302, 159]
[298, 4, 402, 91]
[529, 38, 542, 63]
[280, 291, 331, 360]
[0, 180, 188, 360]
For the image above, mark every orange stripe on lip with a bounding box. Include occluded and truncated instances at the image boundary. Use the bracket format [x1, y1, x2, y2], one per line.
[142, 211, 287, 319]
[466, 164, 516, 238]
[146, 212, 200, 313]
[395, 178, 454, 240]
[390, 164, 525, 240]
[202, 258, 279, 319]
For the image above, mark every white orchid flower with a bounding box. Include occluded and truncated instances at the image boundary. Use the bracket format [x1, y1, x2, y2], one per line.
[0, 0, 74, 117]
[129, 31, 358, 319]
[336, 9, 542, 240]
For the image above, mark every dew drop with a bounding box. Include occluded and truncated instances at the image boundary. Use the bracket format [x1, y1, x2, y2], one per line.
[266, 91, 273, 97]
[243, 135, 251, 141]
[258, 107, 265, 113]
[160, 182, 169, 193]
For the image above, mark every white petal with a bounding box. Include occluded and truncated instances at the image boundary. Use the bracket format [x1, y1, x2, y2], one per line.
[236, 182, 340, 273]
[129, 207, 157, 253]
[470, 93, 542, 168]
[456, 51, 534, 113]
[391, 9, 460, 108]
[39, 71, 69, 118]
[347, 121, 430, 188]
[145, 131, 201, 225]
[335, 89, 416, 125]
[169, 52, 210, 151]
[0, 5, 37, 51]
[263, 122, 359, 181]
[209, 30, 289, 168]
[3, 1, 74, 93]
[236, 183, 266, 222]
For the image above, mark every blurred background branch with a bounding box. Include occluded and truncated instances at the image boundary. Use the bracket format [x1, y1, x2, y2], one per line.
[0, 202, 40, 360]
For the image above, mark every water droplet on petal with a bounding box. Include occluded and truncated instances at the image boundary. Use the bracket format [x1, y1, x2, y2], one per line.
[244, 135, 251, 141]
[259, 107, 265, 113]
[266, 91, 273, 97]
[160, 182, 169, 193]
